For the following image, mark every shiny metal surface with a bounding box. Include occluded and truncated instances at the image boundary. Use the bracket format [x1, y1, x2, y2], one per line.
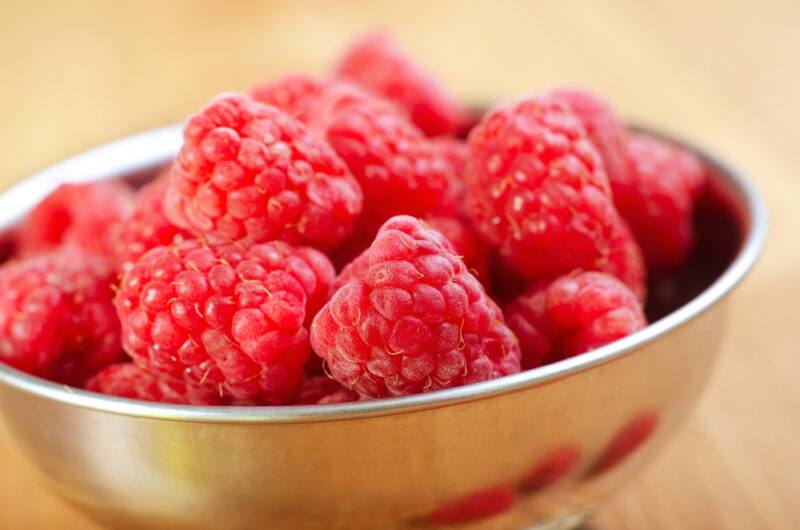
[0, 125, 767, 529]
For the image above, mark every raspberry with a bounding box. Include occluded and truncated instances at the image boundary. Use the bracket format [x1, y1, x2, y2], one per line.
[425, 216, 491, 287]
[16, 181, 134, 257]
[309, 83, 460, 255]
[251, 74, 323, 123]
[611, 220, 647, 302]
[164, 93, 363, 250]
[550, 88, 629, 188]
[114, 174, 192, 272]
[0, 230, 14, 264]
[310, 216, 521, 398]
[115, 239, 334, 405]
[85, 362, 219, 404]
[0, 249, 122, 385]
[432, 137, 469, 178]
[334, 216, 491, 293]
[505, 272, 646, 369]
[428, 485, 517, 525]
[618, 133, 706, 272]
[294, 375, 358, 405]
[464, 96, 644, 294]
[335, 32, 467, 137]
[590, 411, 659, 475]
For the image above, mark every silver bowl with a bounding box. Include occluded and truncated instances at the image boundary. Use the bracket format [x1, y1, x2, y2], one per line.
[0, 125, 766, 530]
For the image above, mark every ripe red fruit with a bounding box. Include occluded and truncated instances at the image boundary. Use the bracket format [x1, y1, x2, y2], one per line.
[550, 88, 629, 188]
[0, 249, 123, 385]
[505, 271, 646, 369]
[115, 239, 334, 405]
[85, 362, 220, 404]
[464, 96, 644, 295]
[310, 216, 520, 398]
[164, 93, 363, 250]
[425, 216, 491, 288]
[335, 32, 467, 137]
[0, 230, 14, 264]
[114, 173, 192, 272]
[294, 375, 358, 405]
[310, 83, 460, 235]
[251, 74, 323, 123]
[618, 133, 707, 272]
[16, 181, 134, 257]
[432, 137, 469, 178]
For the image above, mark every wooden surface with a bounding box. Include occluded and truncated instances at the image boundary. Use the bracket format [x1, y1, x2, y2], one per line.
[0, 1, 798, 528]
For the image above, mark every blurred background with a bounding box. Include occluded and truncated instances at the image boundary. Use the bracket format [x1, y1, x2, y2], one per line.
[1, 1, 798, 528]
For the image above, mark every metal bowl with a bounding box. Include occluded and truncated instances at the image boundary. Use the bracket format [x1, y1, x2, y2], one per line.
[0, 125, 766, 530]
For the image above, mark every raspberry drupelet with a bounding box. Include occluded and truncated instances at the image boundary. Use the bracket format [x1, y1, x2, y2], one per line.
[505, 271, 646, 369]
[432, 137, 469, 178]
[335, 32, 468, 137]
[309, 82, 460, 258]
[163, 93, 363, 250]
[310, 216, 521, 398]
[617, 133, 706, 272]
[0, 249, 123, 385]
[549, 88, 629, 189]
[424, 216, 491, 288]
[464, 95, 645, 295]
[16, 181, 134, 258]
[85, 362, 220, 405]
[115, 239, 335, 405]
[114, 173, 192, 272]
[251, 74, 324, 123]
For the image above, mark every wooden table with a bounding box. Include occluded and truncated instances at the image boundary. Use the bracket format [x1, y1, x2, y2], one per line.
[1, 1, 798, 528]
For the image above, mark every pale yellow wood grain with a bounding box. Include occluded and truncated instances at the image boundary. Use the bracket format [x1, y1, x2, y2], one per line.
[0, 1, 797, 528]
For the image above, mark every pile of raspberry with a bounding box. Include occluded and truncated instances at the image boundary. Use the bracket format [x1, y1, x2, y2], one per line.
[0, 33, 706, 405]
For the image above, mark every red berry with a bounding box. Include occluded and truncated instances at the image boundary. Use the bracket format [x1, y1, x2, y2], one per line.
[85, 362, 219, 404]
[432, 137, 468, 202]
[464, 96, 644, 294]
[618, 133, 706, 272]
[164, 93, 363, 250]
[432, 137, 469, 178]
[0, 249, 123, 385]
[505, 272, 646, 369]
[0, 230, 14, 264]
[309, 83, 460, 254]
[335, 32, 467, 137]
[16, 181, 134, 257]
[611, 220, 647, 303]
[294, 375, 358, 405]
[428, 485, 517, 525]
[425, 216, 491, 288]
[251, 74, 323, 123]
[115, 239, 334, 405]
[114, 173, 192, 272]
[550, 88, 629, 188]
[310, 216, 520, 398]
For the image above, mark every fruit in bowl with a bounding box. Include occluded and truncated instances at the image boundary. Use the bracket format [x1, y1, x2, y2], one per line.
[0, 33, 765, 529]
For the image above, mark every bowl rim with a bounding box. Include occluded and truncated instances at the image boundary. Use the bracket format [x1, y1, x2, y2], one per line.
[0, 124, 768, 424]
